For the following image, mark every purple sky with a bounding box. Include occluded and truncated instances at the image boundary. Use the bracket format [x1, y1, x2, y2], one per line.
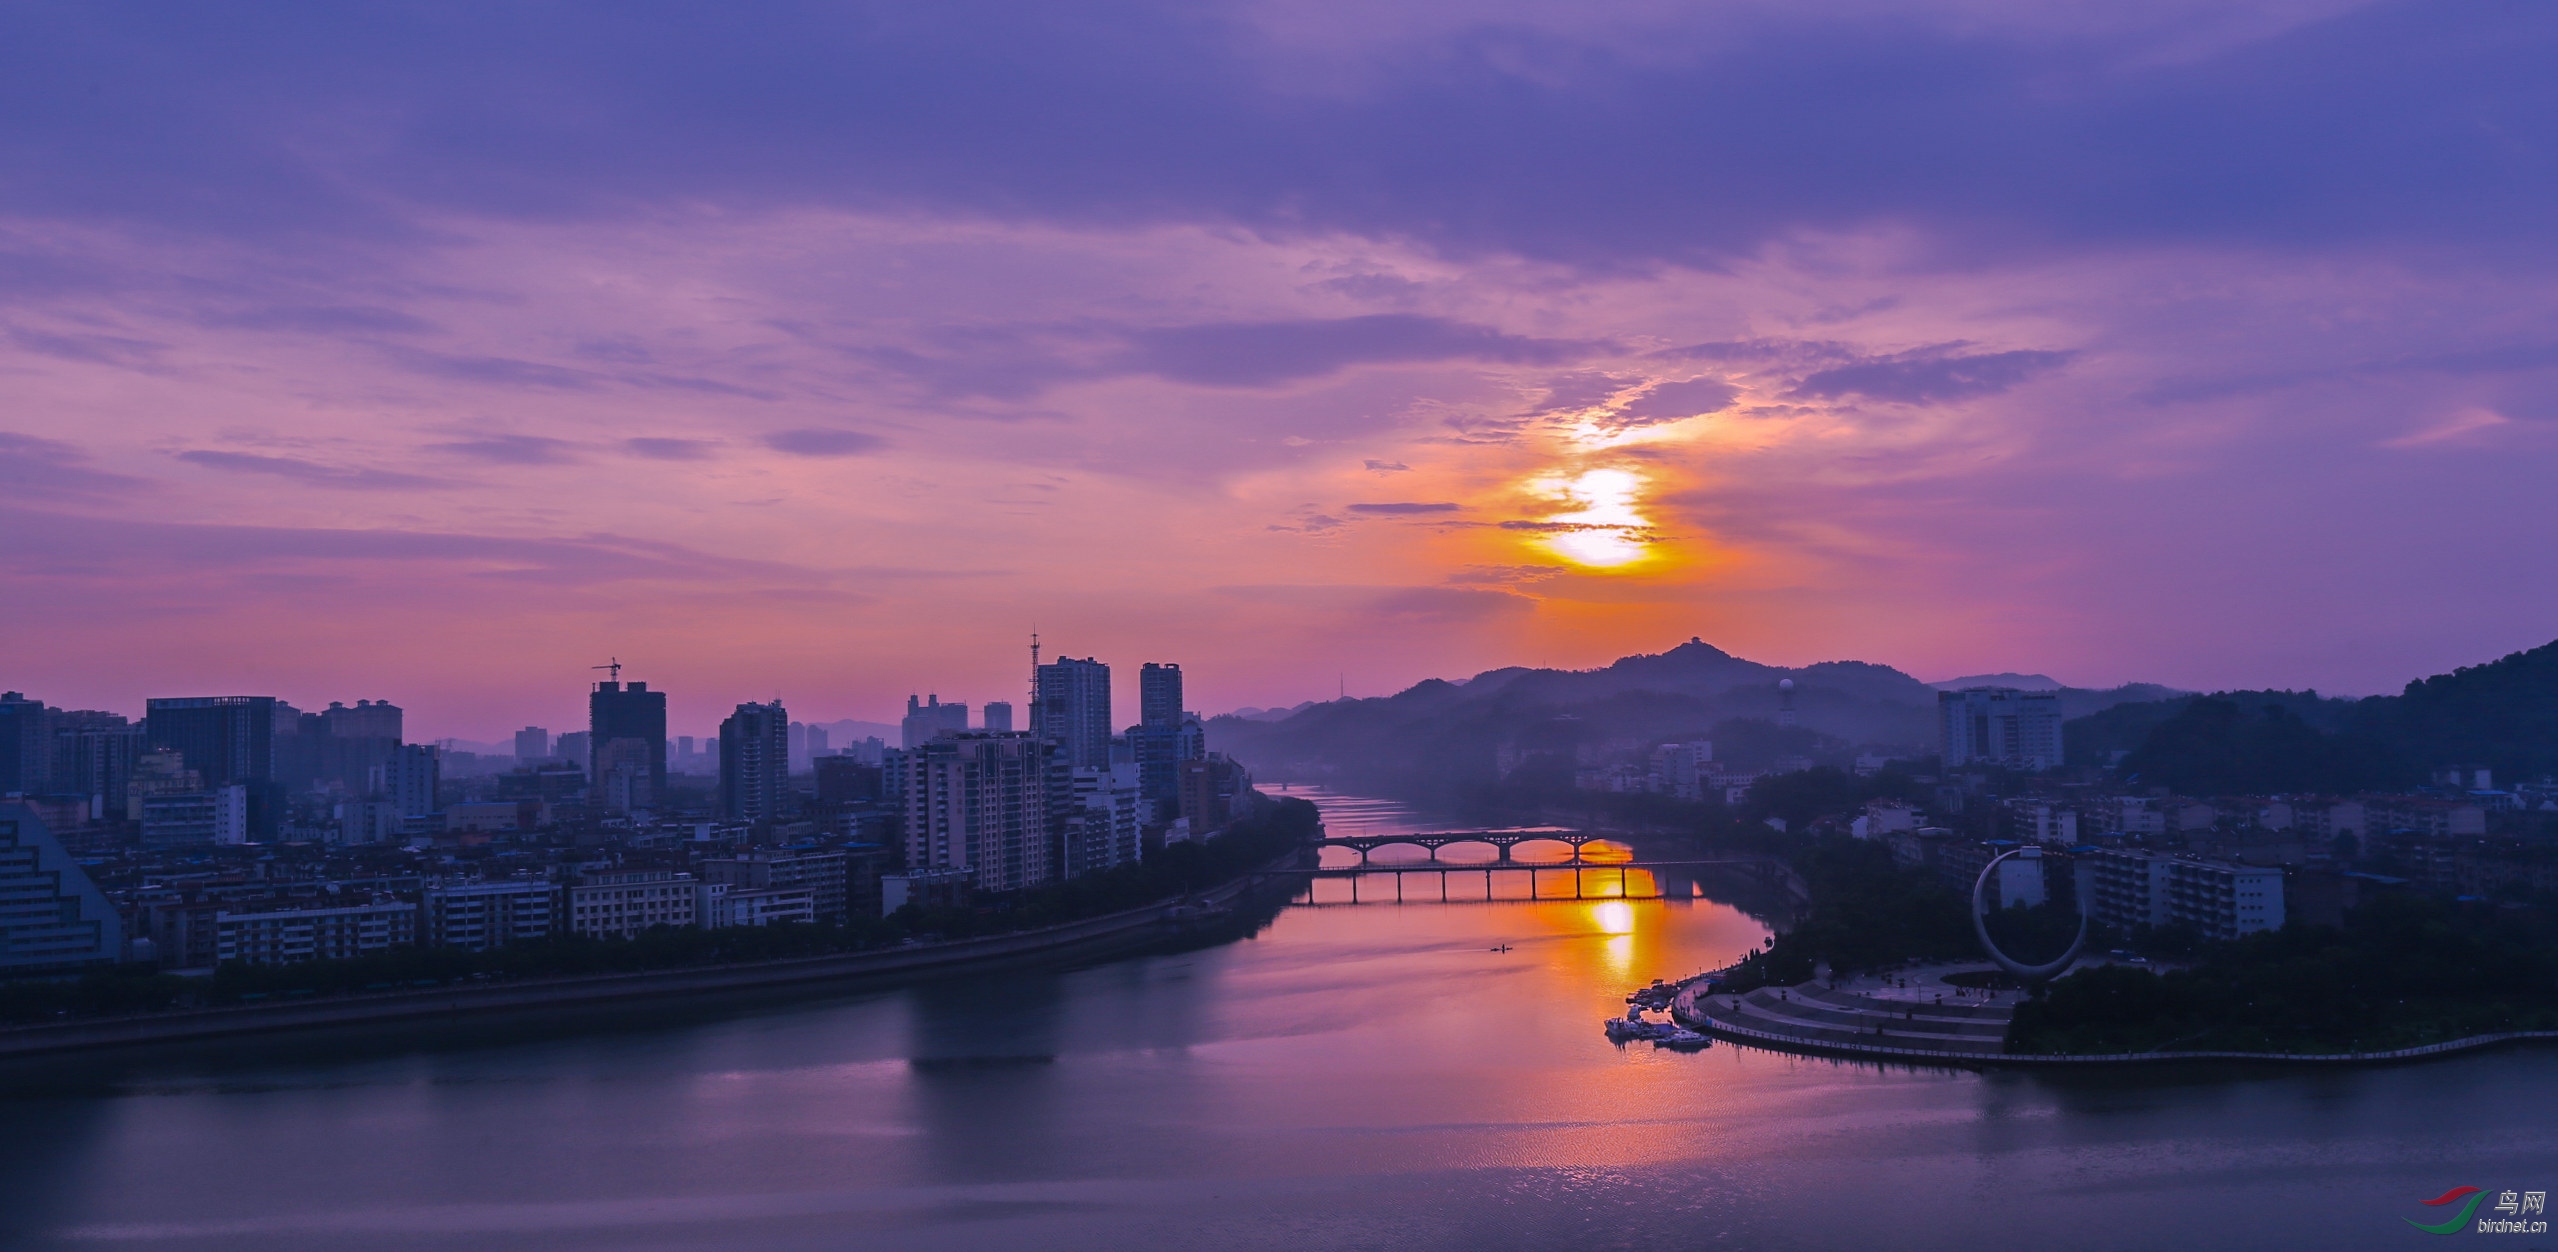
[4, 0, 2555, 738]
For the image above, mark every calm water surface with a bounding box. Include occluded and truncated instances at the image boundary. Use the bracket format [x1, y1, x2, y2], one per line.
[3, 792, 2552, 1250]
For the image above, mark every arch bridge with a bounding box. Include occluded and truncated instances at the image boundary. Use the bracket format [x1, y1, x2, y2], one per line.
[1315, 827, 1615, 865]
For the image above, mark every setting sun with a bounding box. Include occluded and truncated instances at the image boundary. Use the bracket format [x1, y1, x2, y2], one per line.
[1528, 468, 1654, 568]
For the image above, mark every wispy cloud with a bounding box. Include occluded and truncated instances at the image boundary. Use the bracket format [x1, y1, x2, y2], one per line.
[172, 450, 451, 490]
[429, 435, 579, 465]
[1118, 315, 1599, 388]
[764, 428, 885, 456]
[10, 326, 165, 367]
[1347, 502, 1462, 515]
[1790, 348, 2073, 404]
[0, 432, 145, 501]
[623, 437, 720, 460]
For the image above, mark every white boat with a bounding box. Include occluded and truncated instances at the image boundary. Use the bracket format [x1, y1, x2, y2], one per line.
[1652, 1028, 1712, 1051]
[1604, 1015, 1679, 1043]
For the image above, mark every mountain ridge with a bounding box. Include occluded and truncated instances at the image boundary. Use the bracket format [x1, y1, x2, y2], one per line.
[1208, 637, 2181, 801]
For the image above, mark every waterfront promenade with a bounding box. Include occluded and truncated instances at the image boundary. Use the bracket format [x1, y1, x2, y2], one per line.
[1672, 969, 2558, 1067]
[1682, 974, 2016, 1057]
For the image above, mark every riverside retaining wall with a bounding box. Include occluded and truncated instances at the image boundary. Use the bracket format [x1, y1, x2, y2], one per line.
[0, 879, 1270, 1059]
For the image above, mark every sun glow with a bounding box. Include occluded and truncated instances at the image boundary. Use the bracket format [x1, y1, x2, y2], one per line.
[1527, 468, 1653, 568]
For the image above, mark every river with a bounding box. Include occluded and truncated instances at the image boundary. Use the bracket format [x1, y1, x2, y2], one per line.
[2, 790, 2552, 1250]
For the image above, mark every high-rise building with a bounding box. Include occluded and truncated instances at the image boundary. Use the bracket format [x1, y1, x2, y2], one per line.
[1177, 753, 1250, 834]
[720, 701, 791, 824]
[0, 803, 125, 972]
[270, 699, 400, 793]
[1035, 657, 1112, 771]
[380, 743, 441, 819]
[1066, 764, 1143, 877]
[145, 696, 280, 836]
[902, 732, 1056, 892]
[1937, 688, 2064, 771]
[554, 730, 591, 772]
[0, 692, 50, 793]
[144, 696, 275, 787]
[51, 712, 140, 810]
[514, 726, 552, 761]
[596, 737, 654, 813]
[1129, 715, 1204, 810]
[981, 701, 1014, 733]
[588, 680, 667, 798]
[322, 699, 402, 741]
[900, 695, 969, 748]
[1139, 663, 1184, 729]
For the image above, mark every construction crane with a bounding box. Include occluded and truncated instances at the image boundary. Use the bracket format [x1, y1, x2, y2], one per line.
[592, 657, 623, 683]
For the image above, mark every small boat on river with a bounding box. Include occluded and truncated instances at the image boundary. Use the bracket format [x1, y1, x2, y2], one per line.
[1604, 1005, 1681, 1043]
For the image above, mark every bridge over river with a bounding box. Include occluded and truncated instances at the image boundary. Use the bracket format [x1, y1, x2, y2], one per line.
[1314, 827, 1619, 864]
[1296, 850, 1768, 903]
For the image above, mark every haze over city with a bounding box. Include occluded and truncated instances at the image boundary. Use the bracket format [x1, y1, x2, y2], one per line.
[8, 7, 2558, 1250]
[8, 2, 2557, 739]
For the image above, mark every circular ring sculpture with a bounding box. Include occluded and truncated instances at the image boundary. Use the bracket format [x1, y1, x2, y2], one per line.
[1970, 849, 2089, 982]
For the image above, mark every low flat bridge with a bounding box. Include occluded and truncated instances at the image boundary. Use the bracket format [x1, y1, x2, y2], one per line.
[1315, 828, 1616, 864]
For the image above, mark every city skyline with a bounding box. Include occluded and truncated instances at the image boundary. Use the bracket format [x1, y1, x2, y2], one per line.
[6, 2, 2557, 735]
[7, 7, 2555, 1247]
[0, 627, 2522, 748]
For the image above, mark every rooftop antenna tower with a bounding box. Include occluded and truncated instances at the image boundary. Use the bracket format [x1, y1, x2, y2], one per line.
[593, 657, 623, 684]
[1027, 629, 1042, 734]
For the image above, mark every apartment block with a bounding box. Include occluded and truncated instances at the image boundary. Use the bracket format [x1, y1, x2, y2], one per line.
[696, 882, 817, 928]
[699, 847, 848, 923]
[568, 868, 697, 938]
[424, 879, 562, 951]
[2075, 848, 2284, 942]
[216, 899, 419, 965]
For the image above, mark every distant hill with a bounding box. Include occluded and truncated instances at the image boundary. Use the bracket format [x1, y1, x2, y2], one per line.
[2063, 689, 2353, 771]
[2361, 639, 2558, 781]
[2059, 637, 2558, 793]
[1930, 672, 2063, 691]
[1208, 638, 2176, 804]
[1209, 634, 2558, 805]
[1222, 703, 1318, 722]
